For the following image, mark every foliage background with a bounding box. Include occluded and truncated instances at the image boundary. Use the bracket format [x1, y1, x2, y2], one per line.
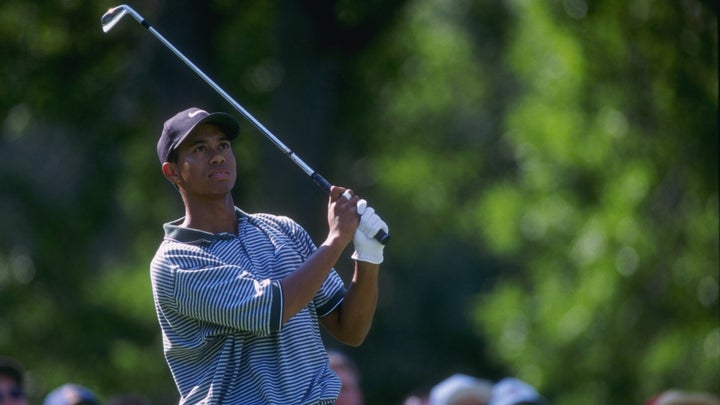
[0, 0, 717, 404]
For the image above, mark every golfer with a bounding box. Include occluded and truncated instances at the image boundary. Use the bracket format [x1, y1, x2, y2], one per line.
[150, 107, 387, 404]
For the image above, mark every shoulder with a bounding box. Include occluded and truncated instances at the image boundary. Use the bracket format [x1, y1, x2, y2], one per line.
[245, 212, 305, 236]
[150, 238, 216, 276]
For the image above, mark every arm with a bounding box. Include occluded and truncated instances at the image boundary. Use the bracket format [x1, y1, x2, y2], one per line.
[320, 261, 379, 346]
[321, 202, 387, 346]
[279, 186, 358, 324]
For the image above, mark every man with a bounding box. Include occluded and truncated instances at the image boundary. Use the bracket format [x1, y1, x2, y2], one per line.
[646, 389, 720, 405]
[150, 107, 387, 404]
[0, 357, 28, 405]
[43, 384, 100, 405]
[430, 374, 493, 405]
[328, 350, 364, 405]
[488, 378, 545, 405]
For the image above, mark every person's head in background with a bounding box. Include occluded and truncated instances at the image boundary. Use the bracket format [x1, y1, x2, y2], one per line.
[488, 377, 545, 405]
[646, 389, 720, 405]
[43, 384, 100, 405]
[328, 350, 363, 405]
[429, 373, 493, 405]
[0, 357, 28, 405]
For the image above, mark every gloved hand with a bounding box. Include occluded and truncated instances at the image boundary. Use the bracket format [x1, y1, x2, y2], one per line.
[351, 199, 388, 264]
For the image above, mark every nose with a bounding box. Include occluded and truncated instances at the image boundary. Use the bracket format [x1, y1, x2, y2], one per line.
[210, 147, 226, 165]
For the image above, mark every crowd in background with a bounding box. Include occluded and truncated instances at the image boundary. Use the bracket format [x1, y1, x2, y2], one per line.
[2, 354, 719, 405]
[325, 350, 719, 405]
[0, 357, 151, 405]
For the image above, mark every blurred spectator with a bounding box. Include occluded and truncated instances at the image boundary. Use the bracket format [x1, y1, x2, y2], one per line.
[328, 350, 363, 405]
[429, 373, 493, 405]
[0, 357, 28, 405]
[646, 389, 720, 405]
[43, 384, 100, 405]
[106, 393, 152, 405]
[402, 387, 430, 405]
[489, 377, 545, 405]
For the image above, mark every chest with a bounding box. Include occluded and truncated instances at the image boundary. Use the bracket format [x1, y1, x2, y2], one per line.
[211, 225, 305, 280]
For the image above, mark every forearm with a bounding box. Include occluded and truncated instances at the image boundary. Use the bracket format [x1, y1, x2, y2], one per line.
[278, 185, 361, 325]
[326, 261, 379, 346]
[279, 238, 346, 324]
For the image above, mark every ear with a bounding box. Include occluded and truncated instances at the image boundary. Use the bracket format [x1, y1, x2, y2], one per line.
[162, 162, 180, 184]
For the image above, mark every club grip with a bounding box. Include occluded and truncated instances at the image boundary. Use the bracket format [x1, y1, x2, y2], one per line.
[373, 229, 391, 245]
[311, 172, 333, 192]
[311, 172, 390, 245]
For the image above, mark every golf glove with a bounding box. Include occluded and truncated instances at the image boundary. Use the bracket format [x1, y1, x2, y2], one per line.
[351, 199, 388, 264]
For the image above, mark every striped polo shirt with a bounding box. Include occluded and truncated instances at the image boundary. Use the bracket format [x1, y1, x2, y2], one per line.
[150, 208, 346, 404]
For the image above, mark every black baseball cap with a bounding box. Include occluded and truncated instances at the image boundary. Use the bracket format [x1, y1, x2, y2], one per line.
[157, 107, 240, 163]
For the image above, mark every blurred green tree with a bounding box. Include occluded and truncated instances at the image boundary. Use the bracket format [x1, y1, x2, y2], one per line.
[463, 1, 718, 404]
[359, 0, 717, 403]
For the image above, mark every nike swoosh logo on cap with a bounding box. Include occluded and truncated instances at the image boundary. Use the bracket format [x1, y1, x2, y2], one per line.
[188, 110, 204, 118]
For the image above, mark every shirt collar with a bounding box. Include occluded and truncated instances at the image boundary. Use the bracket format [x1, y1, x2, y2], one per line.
[162, 207, 248, 243]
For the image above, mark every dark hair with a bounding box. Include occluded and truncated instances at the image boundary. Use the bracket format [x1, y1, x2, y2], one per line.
[0, 356, 24, 385]
[167, 149, 179, 163]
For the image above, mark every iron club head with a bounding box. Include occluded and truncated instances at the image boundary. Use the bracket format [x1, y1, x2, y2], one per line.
[101, 6, 128, 32]
[101, 5, 144, 33]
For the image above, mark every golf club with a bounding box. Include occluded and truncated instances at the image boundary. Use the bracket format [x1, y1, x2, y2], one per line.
[101, 4, 389, 244]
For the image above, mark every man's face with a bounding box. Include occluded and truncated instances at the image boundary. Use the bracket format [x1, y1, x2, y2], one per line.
[166, 123, 237, 198]
[0, 376, 27, 405]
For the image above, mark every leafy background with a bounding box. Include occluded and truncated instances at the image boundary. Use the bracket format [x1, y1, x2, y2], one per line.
[0, 0, 717, 404]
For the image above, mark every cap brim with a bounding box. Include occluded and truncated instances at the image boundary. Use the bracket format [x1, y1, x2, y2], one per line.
[196, 112, 240, 140]
[170, 112, 240, 156]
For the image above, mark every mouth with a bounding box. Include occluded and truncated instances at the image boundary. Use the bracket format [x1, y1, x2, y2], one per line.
[208, 168, 231, 180]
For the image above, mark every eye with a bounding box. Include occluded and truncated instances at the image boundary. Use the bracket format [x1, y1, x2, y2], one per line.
[219, 141, 231, 150]
[193, 145, 208, 153]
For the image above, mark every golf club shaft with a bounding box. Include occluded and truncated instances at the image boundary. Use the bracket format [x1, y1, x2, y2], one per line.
[102, 5, 389, 244]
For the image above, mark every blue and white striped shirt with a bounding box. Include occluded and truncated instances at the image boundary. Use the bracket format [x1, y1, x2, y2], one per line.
[150, 208, 346, 404]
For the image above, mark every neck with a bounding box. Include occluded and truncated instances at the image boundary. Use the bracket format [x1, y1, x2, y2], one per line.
[181, 194, 237, 234]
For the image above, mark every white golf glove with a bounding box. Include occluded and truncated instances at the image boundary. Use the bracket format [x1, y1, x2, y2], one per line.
[351, 199, 388, 264]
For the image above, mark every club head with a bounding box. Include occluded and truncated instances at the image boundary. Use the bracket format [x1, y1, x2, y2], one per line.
[102, 5, 145, 33]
